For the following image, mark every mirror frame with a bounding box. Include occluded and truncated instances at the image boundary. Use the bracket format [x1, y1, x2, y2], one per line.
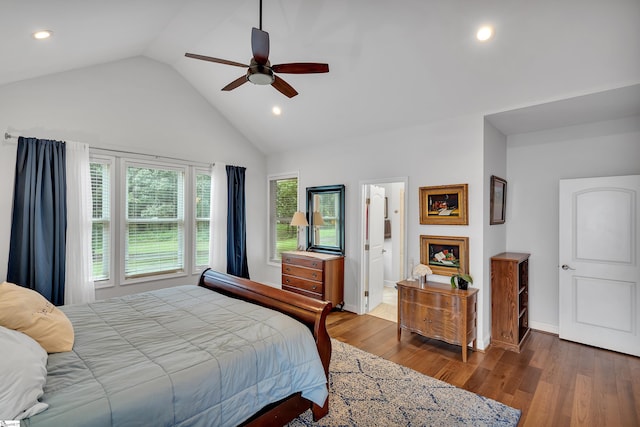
[306, 184, 345, 255]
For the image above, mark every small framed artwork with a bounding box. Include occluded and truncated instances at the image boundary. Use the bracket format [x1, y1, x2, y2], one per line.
[490, 175, 507, 225]
[420, 235, 469, 276]
[419, 184, 468, 225]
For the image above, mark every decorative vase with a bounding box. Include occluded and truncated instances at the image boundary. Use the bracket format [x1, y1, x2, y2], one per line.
[457, 278, 468, 290]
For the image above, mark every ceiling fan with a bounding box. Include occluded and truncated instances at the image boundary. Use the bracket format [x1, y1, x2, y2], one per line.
[185, 0, 329, 98]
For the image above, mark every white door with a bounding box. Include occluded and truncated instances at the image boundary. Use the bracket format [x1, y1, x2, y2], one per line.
[559, 175, 640, 356]
[367, 185, 385, 311]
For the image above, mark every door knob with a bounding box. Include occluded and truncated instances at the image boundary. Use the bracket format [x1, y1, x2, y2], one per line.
[561, 264, 575, 270]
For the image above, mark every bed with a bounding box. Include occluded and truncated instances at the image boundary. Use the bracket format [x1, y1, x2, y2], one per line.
[19, 269, 333, 426]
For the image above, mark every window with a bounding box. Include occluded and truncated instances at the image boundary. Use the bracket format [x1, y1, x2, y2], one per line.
[268, 174, 299, 263]
[125, 162, 185, 278]
[90, 158, 112, 283]
[89, 154, 211, 285]
[194, 170, 211, 269]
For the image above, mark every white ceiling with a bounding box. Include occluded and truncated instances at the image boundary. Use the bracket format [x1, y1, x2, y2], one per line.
[1, 0, 639, 154]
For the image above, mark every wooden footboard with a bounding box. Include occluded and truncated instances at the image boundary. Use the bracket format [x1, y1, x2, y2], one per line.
[198, 269, 332, 425]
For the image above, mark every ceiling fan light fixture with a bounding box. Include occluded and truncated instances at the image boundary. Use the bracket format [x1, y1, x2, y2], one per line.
[247, 66, 275, 85]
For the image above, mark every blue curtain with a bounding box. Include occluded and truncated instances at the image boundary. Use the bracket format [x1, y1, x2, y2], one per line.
[226, 165, 249, 279]
[7, 137, 67, 305]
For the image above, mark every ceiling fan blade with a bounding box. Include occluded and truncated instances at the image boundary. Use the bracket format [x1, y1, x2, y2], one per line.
[185, 53, 248, 68]
[251, 27, 270, 65]
[221, 75, 248, 91]
[272, 63, 329, 74]
[271, 76, 298, 98]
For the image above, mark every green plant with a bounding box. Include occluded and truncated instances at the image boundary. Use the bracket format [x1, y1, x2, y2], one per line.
[450, 271, 473, 289]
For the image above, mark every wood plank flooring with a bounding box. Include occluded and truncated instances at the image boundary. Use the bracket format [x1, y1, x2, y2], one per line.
[326, 311, 640, 427]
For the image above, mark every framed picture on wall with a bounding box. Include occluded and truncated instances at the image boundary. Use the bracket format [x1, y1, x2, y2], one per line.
[420, 235, 469, 276]
[490, 175, 507, 225]
[419, 184, 468, 225]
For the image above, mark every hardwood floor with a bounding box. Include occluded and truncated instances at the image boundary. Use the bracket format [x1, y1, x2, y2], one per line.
[326, 311, 640, 427]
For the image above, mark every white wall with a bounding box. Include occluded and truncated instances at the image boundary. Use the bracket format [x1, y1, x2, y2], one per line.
[267, 114, 491, 347]
[0, 56, 267, 298]
[506, 115, 640, 332]
[482, 119, 508, 343]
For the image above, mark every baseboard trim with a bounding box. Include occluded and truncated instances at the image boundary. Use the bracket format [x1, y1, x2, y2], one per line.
[529, 321, 559, 335]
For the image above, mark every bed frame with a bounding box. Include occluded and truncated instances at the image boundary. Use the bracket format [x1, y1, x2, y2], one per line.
[198, 269, 332, 426]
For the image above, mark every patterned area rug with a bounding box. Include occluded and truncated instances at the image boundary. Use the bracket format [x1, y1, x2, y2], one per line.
[289, 339, 521, 426]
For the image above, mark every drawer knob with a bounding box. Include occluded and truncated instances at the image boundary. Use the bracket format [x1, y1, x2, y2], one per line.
[312, 262, 318, 267]
[285, 279, 290, 283]
[312, 285, 317, 290]
[312, 273, 318, 278]
[285, 267, 290, 272]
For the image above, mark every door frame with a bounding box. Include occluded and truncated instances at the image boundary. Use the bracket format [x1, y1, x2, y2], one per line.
[359, 177, 408, 315]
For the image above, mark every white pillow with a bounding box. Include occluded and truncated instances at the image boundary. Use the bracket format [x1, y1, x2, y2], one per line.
[0, 326, 49, 420]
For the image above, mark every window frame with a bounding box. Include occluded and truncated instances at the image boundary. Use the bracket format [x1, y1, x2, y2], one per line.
[192, 167, 212, 274]
[267, 172, 301, 266]
[120, 159, 188, 285]
[89, 154, 115, 288]
[89, 151, 212, 288]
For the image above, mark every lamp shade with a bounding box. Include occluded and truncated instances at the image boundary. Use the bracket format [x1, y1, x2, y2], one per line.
[312, 211, 325, 226]
[290, 211, 308, 227]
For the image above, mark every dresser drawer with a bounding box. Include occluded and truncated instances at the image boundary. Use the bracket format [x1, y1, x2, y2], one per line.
[401, 288, 456, 310]
[282, 254, 324, 270]
[282, 264, 323, 281]
[282, 274, 324, 294]
[282, 284, 323, 300]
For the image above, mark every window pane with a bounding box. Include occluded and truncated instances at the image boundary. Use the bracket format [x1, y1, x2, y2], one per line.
[126, 222, 183, 276]
[90, 162, 110, 281]
[269, 177, 298, 261]
[126, 165, 184, 277]
[195, 172, 211, 267]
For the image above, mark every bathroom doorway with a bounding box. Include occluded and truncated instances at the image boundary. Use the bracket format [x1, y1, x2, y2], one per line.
[360, 177, 407, 321]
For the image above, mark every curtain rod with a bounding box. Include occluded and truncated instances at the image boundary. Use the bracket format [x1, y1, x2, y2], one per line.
[4, 132, 214, 168]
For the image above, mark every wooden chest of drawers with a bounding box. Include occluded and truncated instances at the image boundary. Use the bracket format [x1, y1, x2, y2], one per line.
[396, 280, 478, 362]
[281, 251, 344, 309]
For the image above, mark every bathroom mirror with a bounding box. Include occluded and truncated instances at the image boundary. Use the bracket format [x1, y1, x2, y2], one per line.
[306, 184, 345, 255]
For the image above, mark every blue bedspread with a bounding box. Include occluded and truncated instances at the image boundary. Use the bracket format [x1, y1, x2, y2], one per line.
[24, 285, 328, 427]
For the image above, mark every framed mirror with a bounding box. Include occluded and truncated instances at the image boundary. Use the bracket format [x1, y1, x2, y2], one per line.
[306, 184, 345, 255]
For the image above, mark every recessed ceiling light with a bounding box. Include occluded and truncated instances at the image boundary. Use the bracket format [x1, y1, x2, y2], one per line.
[272, 106, 282, 116]
[476, 26, 494, 41]
[33, 30, 53, 40]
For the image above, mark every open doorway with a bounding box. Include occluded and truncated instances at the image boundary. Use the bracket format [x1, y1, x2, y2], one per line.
[360, 178, 407, 321]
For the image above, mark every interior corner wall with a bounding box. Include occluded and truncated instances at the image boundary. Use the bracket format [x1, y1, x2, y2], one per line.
[482, 118, 508, 345]
[506, 115, 640, 333]
[266, 114, 493, 348]
[0, 56, 267, 298]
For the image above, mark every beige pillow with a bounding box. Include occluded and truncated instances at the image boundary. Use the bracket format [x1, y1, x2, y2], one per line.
[0, 282, 74, 353]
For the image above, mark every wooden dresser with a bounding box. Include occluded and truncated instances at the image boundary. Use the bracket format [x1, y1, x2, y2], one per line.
[396, 280, 478, 362]
[281, 251, 344, 309]
[491, 252, 530, 352]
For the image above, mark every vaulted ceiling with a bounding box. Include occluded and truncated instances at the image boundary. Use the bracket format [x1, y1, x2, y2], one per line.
[1, 0, 639, 154]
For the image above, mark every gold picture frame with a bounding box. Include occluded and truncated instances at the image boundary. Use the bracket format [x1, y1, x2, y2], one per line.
[420, 235, 469, 276]
[419, 184, 468, 225]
